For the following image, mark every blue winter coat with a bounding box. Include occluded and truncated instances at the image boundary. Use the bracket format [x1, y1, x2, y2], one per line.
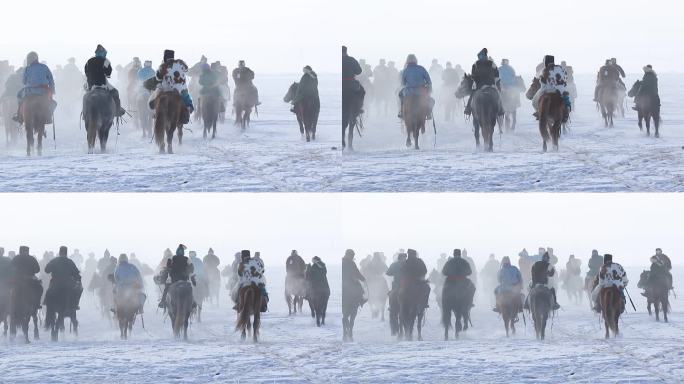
[401, 64, 431, 96]
[114, 262, 142, 289]
[498, 265, 522, 289]
[498, 64, 516, 87]
[137, 66, 155, 82]
[20, 62, 54, 98]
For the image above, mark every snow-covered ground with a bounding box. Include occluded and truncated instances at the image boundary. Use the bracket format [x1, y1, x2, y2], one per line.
[0, 74, 340, 192]
[341, 74, 684, 192]
[2, 265, 683, 383]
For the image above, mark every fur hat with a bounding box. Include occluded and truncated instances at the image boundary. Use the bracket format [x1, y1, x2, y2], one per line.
[604, 254, 613, 263]
[119, 253, 128, 263]
[544, 55, 555, 67]
[26, 51, 39, 65]
[407, 249, 417, 257]
[19, 246, 29, 256]
[175, 244, 186, 257]
[59, 246, 68, 257]
[644, 64, 653, 73]
[241, 249, 251, 259]
[344, 249, 355, 258]
[453, 248, 461, 258]
[477, 48, 488, 60]
[163, 50, 175, 62]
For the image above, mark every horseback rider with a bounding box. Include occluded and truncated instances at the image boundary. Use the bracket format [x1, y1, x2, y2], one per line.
[157, 244, 194, 308]
[306, 256, 329, 297]
[13, 51, 56, 125]
[232, 60, 260, 107]
[587, 250, 603, 283]
[525, 252, 560, 310]
[493, 256, 523, 313]
[532, 55, 571, 122]
[236, 250, 268, 312]
[10, 246, 43, 312]
[112, 253, 146, 314]
[286, 250, 307, 279]
[203, 248, 220, 270]
[397, 54, 433, 120]
[566, 255, 581, 276]
[633, 65, 660, 111]
[342, 46, 365, 114]
[84, 45, 126, 118]
[0, 248, 12, 293]
[593, 58, 625, 102]
[591, 254, 628, 312]
[137, 61, 155, 83]
[400, 249, 430, 309]
[498, 59, 517, 88]
[148, 49, 194, 124]
[442, 248, 475, 306]
[464, 48, 503, 116]
[291, 65, 319, 113]
[342, 249, 366, 307]
[44, 246, 82, 317]
[650, 248, 672, 291]
[386, 252, 406, 335]
[189, 250, 208, 295]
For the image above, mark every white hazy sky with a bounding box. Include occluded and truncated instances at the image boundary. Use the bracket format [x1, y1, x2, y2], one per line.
[0, 194, 680, 269]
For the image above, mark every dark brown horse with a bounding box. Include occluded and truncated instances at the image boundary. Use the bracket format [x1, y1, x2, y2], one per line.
[638, 271, 669, 322]
[201, 90, 221, 139]
[538, 92, 565, 152]
[166, 281, 193, 340]
[284, 82, 320, 142]
[154, 91, 184, 154]
[528, 284, 552, 340]
[401, 92, 429, 150]
[628, 80, 660, 137]
[398, 280, 429, 341]
[114, 286, 142, 340]
[441, 279, 474, 340]
[0, 283, 9, 336]
[342, 290, 362, 342]
[342, 82, 364, 150]
[21, 94, 51, 156]
[496, 289, 521, 337]
[233, 86, 257, 130]
[457, 75, 499, 152]
[236, 283, 261, 342]
[83, 88, 116, 154]
[600, 285, 623, 338]
[9, 277, 42, 343]
[598, 84, 619, 128]
[44, 282, 80, 342]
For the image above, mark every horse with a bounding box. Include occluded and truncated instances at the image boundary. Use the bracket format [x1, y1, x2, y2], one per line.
[457, 75, 500, 152]
[638, 271, 669, 322]
[307, 278, 330, 327]
[21, 94, 51, 156]
[600, 285, 623, 338]
[428, 269, 445, 310]
[136, 89, 153, 138]
[342, 289, 362, 342]
[285, 274, 306, 315]
[628, 80, 660, 137]
[401, 92, 429, 150]
[166, 281, 193, 340]
[89, 272, 114, 321]
[0, 284, 9, 336]
[192, 276, 209, 323]
[598, 84, 619, 128]
[441, 279, 474, 340]
[528, 284, 552, 340]
[367, 274, 389, 321]
[561, 270, 584, 305]
[284, 82, 320, 142]
[201, 89, 221, 139]
[496, 288, 522, 337]
[153, 91, 184, 154]
[342, 82, 365, 150]
[1, 97, 21, 145]
[501, 76, 526, 131]
[398, 280, 429, 341]
[44, 282, 80, 342]
[9, 277, 43, 343]
[233, 86, 257, 130]
[206, 267, 221, 307]
[114, 286, 142, 340]
[236, 284, 261, 342]
[536, 91, 565, 152]
[83, 88, 116, 154]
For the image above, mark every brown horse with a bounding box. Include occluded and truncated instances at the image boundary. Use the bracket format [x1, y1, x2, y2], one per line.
[600, 285, 623, 338]
[236, 283, 261, 342]
[201, 90, 221, 140]
[44, 281, 81, 342]
[457, 75, 500, 152]
[496, 289, 522, 337]
[21, 94, 51, 156]
[598, 84, 619, 128]
[442, 279, 474, 340]
[401, 93, 429, 150]
[638, 271, 669, 322]
[528, 284, 552, 340]
[538, 92, 565, 152]
[342, 82, 365, 150]
[233, 86, 257, 130]
[398, 280, 429, 341]
[154, 91, 184, 154]
[166, 281, 193, 340]
[0, 283, 9, 336]
[9, 277, 43, 343]
[114, 286, 142, 340]
[83, 88, 116, 154]
[628, 80, 660, 137]
[284, 82, 320, 142]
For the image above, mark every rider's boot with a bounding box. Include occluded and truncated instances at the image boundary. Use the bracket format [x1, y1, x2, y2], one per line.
[111, 89, 126, 117]
[12, 102, 23, 124]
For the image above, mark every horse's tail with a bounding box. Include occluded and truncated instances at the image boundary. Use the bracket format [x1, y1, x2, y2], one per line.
[236, 286, 253, 332]
[153, 97, 165, 148]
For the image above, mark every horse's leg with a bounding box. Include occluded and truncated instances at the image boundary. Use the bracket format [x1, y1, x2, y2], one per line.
[33, 314, 39, 339]
[167, 127, 174, 154]
[473, 120, 481, 149]
[25, 123, 33, 156]
[36, 124, 43, 156]
[655, 300, 660, 322]
[348, 121, 354, 151]
[342, 313, 349, 341]
[212, 120, 217, 139]
[645, 114, 651, 136]
[417, 311, 423, 341]
[414, 123, 420, 150]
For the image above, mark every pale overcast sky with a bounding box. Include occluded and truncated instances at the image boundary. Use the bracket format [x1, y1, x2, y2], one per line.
[0, 194, 680, 268]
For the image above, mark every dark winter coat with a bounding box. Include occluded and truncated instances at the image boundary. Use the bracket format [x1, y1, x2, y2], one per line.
[11, 254, 40, 278]
[386, 260, 405, 291]
[401, 256, 427, 281]
[168, 255, 193, 283]
[286, 255, 307, 277]
[0, 256, 12, 282]
[639, 72, 658, 97]
[306, 261, 330, 295]
[531, 260, 554, 285]
[84, 56, 112, 89]
[294, 72, 319, 103]
[342, 256, 365, 303]
[45, 256, 81, 289]
[343, 54, 362, 79]
[232, 67, 255, 87]
[587, 254, 603, 275]
[441, 257, 472, 279]
[471, 59, 499, 89]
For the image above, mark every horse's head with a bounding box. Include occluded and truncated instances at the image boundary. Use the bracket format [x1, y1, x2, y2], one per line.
[628, 80, 641, 98]
[455, 74, 473, 99]
[283, 82, 298, 103]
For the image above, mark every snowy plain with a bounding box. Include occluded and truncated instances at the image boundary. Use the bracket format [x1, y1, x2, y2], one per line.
[341, 74, 684, 192]
[0, 74, 340, 192]
[1, 264, 682, 383]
